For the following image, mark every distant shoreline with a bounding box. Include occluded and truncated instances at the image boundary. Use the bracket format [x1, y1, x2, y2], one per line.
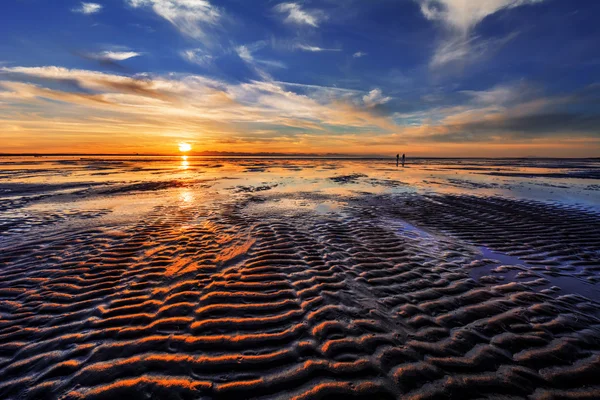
[0, 153, 598, 160]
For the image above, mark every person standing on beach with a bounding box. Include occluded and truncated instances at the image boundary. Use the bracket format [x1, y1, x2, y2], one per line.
[396, 154, 400, 167]
[402, 153, 406, 167]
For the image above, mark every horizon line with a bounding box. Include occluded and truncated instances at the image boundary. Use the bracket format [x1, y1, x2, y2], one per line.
[0, 152, 598, 160]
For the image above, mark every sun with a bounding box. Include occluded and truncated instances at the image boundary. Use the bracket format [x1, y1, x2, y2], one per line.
[179, 142, 192, 153]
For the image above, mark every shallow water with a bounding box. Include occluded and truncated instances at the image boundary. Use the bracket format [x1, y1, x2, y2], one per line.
[1, 156, 598, 216]
[1, 156, 599, 399]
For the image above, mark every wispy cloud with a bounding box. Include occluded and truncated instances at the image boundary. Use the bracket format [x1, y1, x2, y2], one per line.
[430, 31, 519, 68]
[275, 81, 361, 94]
[363, 89, 391, 108]
[417, 0, 545, 67]
[296, 44, 341, 52]
[275, 81, 361, 104]
[126, 0, 221, 41]
[461, 81, 538, 106]
[235, 45, 255, 64]
[236, 43, 286, 80]
[72, 2, 103, 15]
[274, 2, 327, 27]
[268, 38, 340, 53]
[181, 48, 213, 67]
[353, 51, 367, 58]
[89, 51, 142, 61]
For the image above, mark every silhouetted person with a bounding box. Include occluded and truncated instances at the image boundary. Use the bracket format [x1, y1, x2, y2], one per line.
[396, 153, 400, 167]
[401, 153, 406, 167]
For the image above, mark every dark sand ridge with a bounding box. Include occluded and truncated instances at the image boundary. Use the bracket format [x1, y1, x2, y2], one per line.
[1, 157, 600, 399]
[1, 188, 600, 399]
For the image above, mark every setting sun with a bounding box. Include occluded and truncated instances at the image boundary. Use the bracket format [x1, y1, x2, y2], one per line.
[179, 142, 192, 153]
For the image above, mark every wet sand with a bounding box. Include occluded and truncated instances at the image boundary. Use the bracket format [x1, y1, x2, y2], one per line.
[1, 157, 600, 399]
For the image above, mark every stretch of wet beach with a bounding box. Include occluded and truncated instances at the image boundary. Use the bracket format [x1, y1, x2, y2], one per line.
[1, 156, 599, 399]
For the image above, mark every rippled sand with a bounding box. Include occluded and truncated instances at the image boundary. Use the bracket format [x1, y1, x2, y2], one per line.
[1, 157, 600, 399]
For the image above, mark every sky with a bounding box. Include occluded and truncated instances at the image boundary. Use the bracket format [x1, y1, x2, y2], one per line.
[1, 0, 599, 156]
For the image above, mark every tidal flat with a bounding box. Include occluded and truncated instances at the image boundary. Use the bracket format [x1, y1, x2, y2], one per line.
[1, 156, 599, 399]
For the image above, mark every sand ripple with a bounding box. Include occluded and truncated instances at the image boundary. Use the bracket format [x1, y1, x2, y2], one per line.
[0, 192, 599, 399]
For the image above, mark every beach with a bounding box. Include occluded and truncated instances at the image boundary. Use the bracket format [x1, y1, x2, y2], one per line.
[1, 156, 600, 399]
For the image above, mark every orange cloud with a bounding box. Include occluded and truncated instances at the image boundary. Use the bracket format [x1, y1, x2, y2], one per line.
[1, 66, 599, 156]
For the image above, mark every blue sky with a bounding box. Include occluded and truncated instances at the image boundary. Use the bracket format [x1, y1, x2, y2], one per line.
[1, 0, 599, 156]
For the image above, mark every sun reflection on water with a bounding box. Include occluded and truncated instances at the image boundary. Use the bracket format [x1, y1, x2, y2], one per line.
[181, 155, 189, 170]
[180, 190, 194, 204]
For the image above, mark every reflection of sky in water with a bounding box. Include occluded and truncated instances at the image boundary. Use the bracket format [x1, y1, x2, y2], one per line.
[245, 198, 346, 217]
[1, 156, 599, 212]
[473, 246, 600, 301]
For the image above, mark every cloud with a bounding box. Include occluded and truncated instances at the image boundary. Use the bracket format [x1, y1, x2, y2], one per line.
[0, 66, 393, 140]
[422, 112, 600, 144]
[0, 66, 400, 154]
[73, 48, 143, 70]
[0, 66, 192, 104]
[126, 0, 221, 40]
[275, 81, 361, 104]
[472, 113, 600, 139]
[391, 81, 600, 145]
[275, 81, 361, 94]
[274, 3, 326, 27]
[296, 44, 341, 52]
[181, 48, 213, 67]
[461, 81, 537, 106]
[418, 0, 544, 34]
[417, 0, 545, 67]
[72, 2, 103, 15]
[353, 52, 367, 58]
[235, 45, 254, 63]
[2, 67, 597, 155]
[363, 89, 392, 108]
[236, 44, 286, 80]
[268, 38, 340, 53]
[430, 31, 519, 68]
[90, 51, 142, 61]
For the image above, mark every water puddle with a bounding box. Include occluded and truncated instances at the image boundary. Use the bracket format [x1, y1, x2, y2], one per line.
[398, 221, 435, 240]
[245, 198, 346, 217]
[471, 247, 600, 302]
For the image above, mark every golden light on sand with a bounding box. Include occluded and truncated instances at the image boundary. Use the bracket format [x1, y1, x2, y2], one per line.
[179, 142, 192, 153]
